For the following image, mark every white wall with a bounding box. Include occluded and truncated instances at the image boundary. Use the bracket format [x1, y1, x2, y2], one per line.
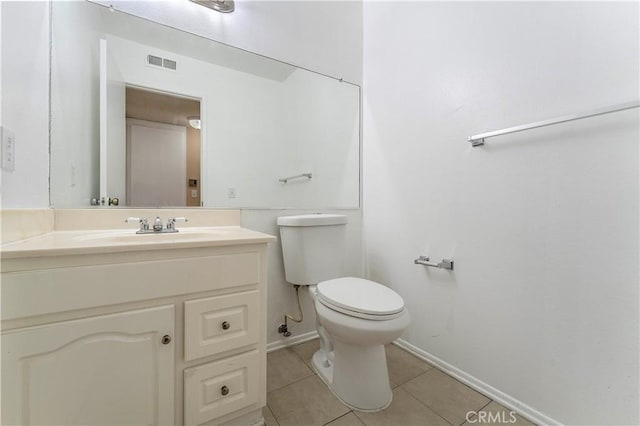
[49, 1, 103, 207]
[0, 2, 50, 208]
[209, 67, 359, 209]
[363, 2, 639, 425]
[98, 0, 363, 85]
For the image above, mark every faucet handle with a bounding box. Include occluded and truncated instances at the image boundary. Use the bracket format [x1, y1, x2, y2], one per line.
[166, 217, 188, 230]
[125, 217, 145, 224]
[125, 217, 149, 231]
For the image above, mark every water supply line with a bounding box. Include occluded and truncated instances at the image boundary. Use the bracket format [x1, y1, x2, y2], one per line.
[278, 285, 304, 337]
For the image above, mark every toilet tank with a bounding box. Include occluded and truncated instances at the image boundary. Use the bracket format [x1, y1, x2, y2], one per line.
[277, 214, 348, 285]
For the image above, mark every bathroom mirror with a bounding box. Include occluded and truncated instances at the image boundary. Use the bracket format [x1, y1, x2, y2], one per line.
[49, 1, 360, 209]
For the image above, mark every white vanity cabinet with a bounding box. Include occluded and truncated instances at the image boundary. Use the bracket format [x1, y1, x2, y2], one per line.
[1, 228, 274, 426]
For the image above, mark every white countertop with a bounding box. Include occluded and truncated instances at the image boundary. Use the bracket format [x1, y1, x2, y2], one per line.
[1, 226, 276, 259]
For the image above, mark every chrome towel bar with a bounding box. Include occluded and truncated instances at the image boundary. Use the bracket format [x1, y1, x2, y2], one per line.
[279, 173, 312, 184]
[414, 256, 454, 270]
[468, 100, 639, 147]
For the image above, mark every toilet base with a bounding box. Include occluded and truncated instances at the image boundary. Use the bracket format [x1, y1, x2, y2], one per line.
[311, 341, 393, 412]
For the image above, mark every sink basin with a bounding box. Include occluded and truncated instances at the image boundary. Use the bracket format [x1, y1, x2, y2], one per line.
[72, 228, 229, 243]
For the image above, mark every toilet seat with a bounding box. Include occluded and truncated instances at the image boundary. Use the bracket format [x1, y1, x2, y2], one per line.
[317, 277, 405, 320]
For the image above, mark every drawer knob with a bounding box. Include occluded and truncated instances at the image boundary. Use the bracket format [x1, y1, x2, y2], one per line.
[161, 334, 172, 345]
[221, 385, 230, 396]
[221, 321, 230, 330]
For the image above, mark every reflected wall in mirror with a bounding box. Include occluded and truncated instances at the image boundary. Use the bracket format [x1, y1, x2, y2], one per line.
[50, 1, 360, 209]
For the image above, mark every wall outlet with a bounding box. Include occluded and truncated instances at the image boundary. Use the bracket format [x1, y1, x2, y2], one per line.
[1, 127, 16, 171]
[191, 189, 198, 198]
[227, 188, 237, 199]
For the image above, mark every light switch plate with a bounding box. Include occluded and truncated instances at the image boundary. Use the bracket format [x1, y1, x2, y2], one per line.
[1, 126, 16, 171]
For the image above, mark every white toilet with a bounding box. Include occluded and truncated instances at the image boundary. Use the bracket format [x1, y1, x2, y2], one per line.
[277, 214, 410, 412]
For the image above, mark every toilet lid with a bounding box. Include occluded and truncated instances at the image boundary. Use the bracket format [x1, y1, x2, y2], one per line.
[317, 277, 405, 318]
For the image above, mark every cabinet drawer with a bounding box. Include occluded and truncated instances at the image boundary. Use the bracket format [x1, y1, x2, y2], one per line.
[184, 350, 259, 425]
[184, 290, 259, 361]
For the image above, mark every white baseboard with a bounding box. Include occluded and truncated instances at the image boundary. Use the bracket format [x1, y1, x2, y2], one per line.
[394, 339, 561, 426]
[267, 330, 319, 353]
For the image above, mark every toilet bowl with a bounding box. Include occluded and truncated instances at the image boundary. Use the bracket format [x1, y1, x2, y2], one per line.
[309, 278, 410, 412]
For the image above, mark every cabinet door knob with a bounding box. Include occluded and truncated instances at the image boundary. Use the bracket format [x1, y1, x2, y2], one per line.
[161, 334, 172, 345]
[221, 321, 230, 330]
[221, 385, 229, 396]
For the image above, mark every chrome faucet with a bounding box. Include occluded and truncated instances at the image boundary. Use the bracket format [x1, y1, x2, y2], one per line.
[125, 216, 188, 234]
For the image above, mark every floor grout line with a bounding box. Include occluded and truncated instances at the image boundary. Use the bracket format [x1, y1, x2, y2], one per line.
[479, 399, 494, 411]
[395, 382, 456, 426]
[266, 368, 316, 394]
[263, 404, 281, 426]
[390, 368, 432, 389]
[322, 410, 356, 426]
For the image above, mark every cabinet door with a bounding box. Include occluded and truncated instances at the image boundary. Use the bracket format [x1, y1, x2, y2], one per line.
[2, 305, 175, 426]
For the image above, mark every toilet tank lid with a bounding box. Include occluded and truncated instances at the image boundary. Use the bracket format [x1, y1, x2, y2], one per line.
[277, 214, 348, 227]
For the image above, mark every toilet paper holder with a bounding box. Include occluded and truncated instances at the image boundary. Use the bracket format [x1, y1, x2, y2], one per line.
[414, 256, 454, 270]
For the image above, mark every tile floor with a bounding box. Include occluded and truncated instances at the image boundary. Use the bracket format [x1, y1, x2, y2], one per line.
[265, 339, 535, 426]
